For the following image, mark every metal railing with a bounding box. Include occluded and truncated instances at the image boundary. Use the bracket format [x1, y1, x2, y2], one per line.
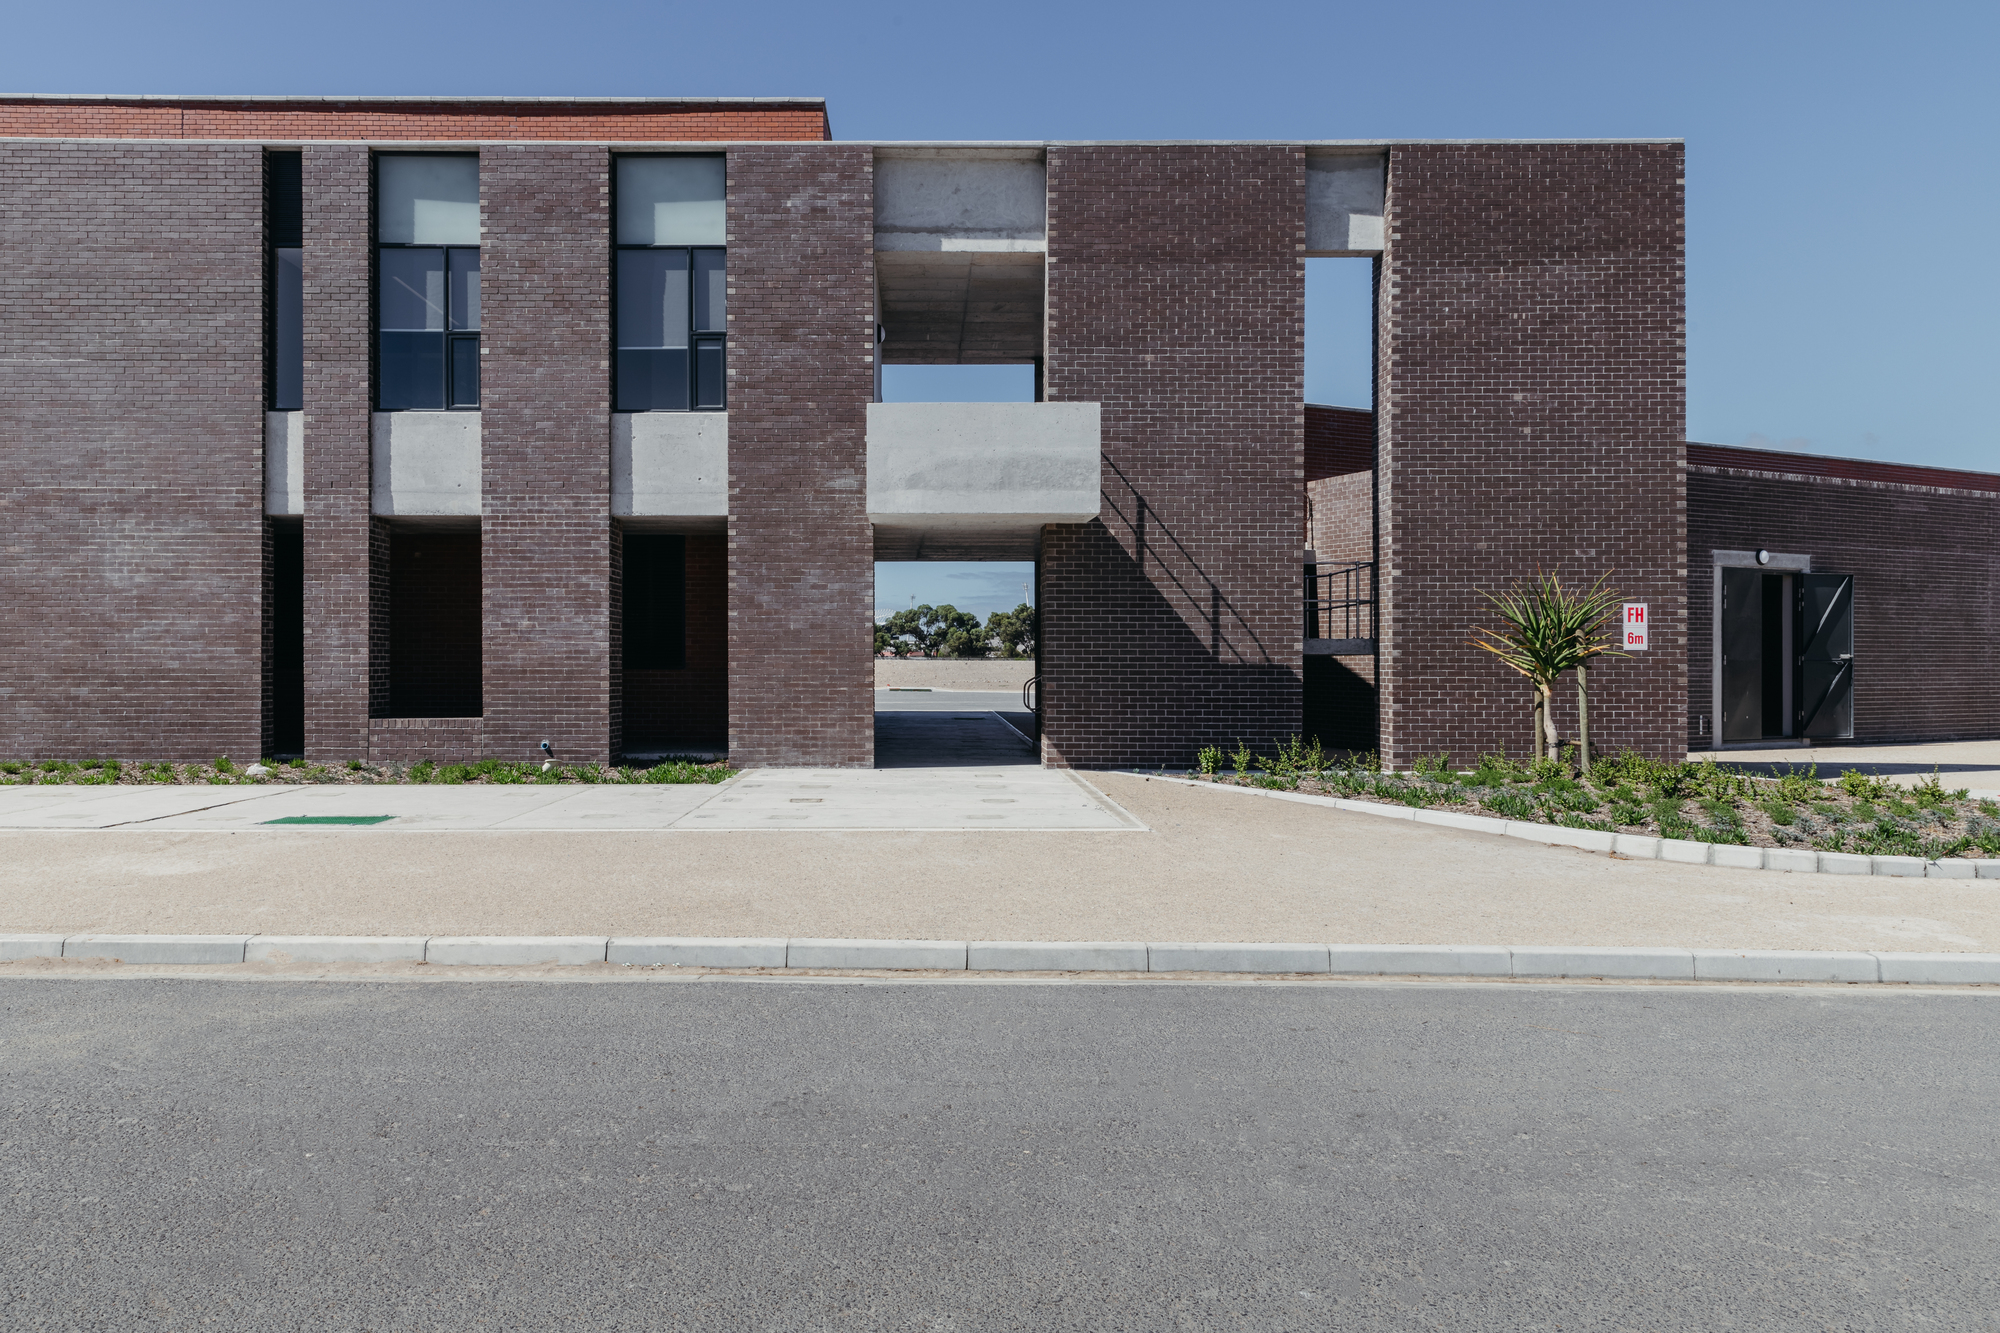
[1305, 560, 1376, 644]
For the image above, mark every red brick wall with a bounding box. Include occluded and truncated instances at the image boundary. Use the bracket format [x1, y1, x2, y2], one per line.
[0, 140, 265, 761]
[1689, 464, 2000, 746]
[301, 145, 378, 759]
[0, 98, 827, 143]
[726, 146, 878, 766]
[481, 145, 615, 764]
[1377, 143, 1686, 767]
[625, 534, 729, 750]
[1041, 145, 1306, 769]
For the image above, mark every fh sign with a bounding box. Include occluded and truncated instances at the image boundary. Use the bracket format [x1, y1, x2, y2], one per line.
[1622, 603, 1650, 651]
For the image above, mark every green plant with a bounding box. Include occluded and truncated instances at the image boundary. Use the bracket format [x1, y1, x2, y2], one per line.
[408, 760, 436, 783]
[1469, 569, 1628, 772]
[1481, 789, 1536, 821]
[1526, 754, 1567, 784]
[1811, 801, 1845, 823]
[1911, 767, 1969, 809]
[1413, 753, 1455, 781]
[1772, 763, 1823, 802]
[1469, 753, 1523, 787]
[1760, 799, 1798, 827]
[1196, 745, 1221, 777]
[1230, 741, 1252, 780]
[1698, 797, 1740, 826]
[1608, 802, 1646, 826]
[1852, 800, 1880, 821]
[0, 761, 21, 775]
[1353, 749, 1382, 773]
[1838, 769, 1894, 802]
[1982, 800, 2000, 818]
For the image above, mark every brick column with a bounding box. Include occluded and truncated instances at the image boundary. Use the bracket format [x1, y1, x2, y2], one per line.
[300, 145, 376, 759]
[1376, 143, 1686, 767]
[726, 146, 877, 767]
[0, 141, 265, 761]
[479, 145, 615, 763]
[1041, 145, 1306, 769]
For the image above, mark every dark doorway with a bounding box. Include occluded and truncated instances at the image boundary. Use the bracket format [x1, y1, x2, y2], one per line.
[388, 527, 482, 718]
[269, 519, 304, 755]
[623, 532, 727, 754]
[1719, 566, 1853, 743]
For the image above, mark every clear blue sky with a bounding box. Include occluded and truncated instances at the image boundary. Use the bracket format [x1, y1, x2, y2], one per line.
[13, 0, 1993, 614]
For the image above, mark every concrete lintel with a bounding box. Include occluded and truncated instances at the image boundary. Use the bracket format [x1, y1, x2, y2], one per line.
[612, 411, 727, 518]
[265, 411, 303, 516]
[866, 401, 1100, 524]
[372, 411, 480, 516]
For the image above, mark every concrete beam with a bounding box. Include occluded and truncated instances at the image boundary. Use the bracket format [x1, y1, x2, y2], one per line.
[612, 411, 727, 521]
[1305, 151, 1386, 256]
[370, 411, 480, 516]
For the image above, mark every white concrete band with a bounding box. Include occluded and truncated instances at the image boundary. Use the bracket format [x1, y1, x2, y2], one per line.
[5, 933, 1998, 985]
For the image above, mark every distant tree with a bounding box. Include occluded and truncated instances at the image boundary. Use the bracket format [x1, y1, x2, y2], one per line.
[876, 604, 987, 658]
[985, 603, 1038, 659]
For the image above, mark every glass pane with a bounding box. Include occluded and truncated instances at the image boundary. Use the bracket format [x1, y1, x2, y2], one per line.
[694, 338, 725, 410]
[617, 249, 689, 350]
[377, 155, 480, 245]
[271, 247, 303, 411]
[616, 156, 725, 246]
[379, 248, 445, 331]
[617, 348, 689, 412]
[692, 250, 725, 332]
[379, 332, 445, 410]
[449, 249, 480, 331]
[449, 336, 480, 408]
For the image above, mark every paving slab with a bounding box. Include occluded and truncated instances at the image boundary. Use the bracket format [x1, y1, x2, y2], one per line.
[686, 768, 1135, 831]
[0, 785, 283, 828]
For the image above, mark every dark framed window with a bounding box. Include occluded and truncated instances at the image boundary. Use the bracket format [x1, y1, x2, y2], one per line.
[266, 151, 303, 411]
[623, 534, 687, 670]
[614, 155, 725, 412]
[376, 154, 480, 411]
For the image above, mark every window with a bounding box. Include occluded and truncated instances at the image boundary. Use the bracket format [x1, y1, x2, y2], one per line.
[376, 155, 480, 410]
[615, 155, 725, 411]
[267, 151, 302, 411]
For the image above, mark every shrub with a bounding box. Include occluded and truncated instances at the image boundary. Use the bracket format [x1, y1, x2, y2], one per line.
[1196, 745, 1221, 777]
[1481, 789, 1537, 821]
[408, 760, 436, 783]
[1609, 802, 1646, 827]
[1469, 753, 1522, 787]
[1230, 741, 1252, 780]
[1413, 753, 1455, 781]
[1759, 799, 1798, 827]
[1838, 769, 1894, 802]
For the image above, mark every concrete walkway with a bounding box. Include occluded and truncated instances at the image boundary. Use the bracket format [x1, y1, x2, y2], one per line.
[0, 767, 1134, 832]
[5, 772, 1997, 953]
[1707, 737, 2000, 792]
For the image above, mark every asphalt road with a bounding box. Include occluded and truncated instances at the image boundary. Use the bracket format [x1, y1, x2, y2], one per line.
[4, 978, 1995, 1330]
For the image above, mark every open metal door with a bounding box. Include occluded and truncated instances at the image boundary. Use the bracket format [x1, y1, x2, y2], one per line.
[1719, 567, 1765, 742]
[1795, 574, 1853, 739]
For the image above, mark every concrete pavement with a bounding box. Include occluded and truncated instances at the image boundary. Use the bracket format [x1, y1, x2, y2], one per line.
[3, 977, 1994, 1330]
[6, 772, 1999, 953]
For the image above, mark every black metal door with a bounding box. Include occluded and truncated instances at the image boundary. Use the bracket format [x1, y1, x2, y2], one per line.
[1719, 567, 1764, 742]
[1795, 574, 1854, 739]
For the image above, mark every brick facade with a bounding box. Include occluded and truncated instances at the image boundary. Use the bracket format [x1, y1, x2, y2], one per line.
[387, 528, 482, 719]
[300, 145, 377, 758]
[1688, 455, 2000, 747]
[725, 146, 877, 767]
[0, 140, 265, 760]
[1376, 143, 1686, 767]
[0, 98, 827, 144]
[480, 145, 616, 764]
[1041, 146, 1306, 769]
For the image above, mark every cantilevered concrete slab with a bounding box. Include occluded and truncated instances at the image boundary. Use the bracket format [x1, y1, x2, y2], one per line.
[612, 411, 727, 529]
[867, 401, 1099, 561]
[371, 411, 480, 515]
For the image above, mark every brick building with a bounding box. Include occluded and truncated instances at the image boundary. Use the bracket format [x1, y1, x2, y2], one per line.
[2, 95, 1988, 768]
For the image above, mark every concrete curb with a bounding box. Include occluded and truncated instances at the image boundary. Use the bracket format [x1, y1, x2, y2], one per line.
[7, 934, 2000, 985]
[1133, 773, 2000, 879]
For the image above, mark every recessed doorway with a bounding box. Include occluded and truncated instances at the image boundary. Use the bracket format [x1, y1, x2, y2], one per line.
[1714, 553, 1854, 743]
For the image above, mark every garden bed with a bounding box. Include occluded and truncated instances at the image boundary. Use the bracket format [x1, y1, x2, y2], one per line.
[1185, 743, 2000, 862]
[0, 757, 734, 787]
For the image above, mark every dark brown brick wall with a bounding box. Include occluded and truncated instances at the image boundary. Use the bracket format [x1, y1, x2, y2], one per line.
[1041, 145, 1306, 769]
[1308, 474, 1373, 567]
[301, 145, 376, 759]
[1377, 143, 1686, 767]
[1304, 404, 1372, 481]
[481, 145, 615, 764]
[1689, 466, 2000, 746]
[0, 98, 828, 143]
[0, 140, 265, 761]
[726, 146, 877, 766]
[626, 534, 729, 750]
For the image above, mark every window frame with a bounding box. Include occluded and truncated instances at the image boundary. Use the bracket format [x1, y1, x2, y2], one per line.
[611, 153, 726, 413]
[373, 152, 481, 413]
[265, 150, 303, 412]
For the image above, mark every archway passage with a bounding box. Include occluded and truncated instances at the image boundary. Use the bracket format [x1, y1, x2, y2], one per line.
[874, 691, 1038, 768]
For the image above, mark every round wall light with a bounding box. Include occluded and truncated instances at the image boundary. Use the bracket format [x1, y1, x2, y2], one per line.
[1756, 549, 1771, 565]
